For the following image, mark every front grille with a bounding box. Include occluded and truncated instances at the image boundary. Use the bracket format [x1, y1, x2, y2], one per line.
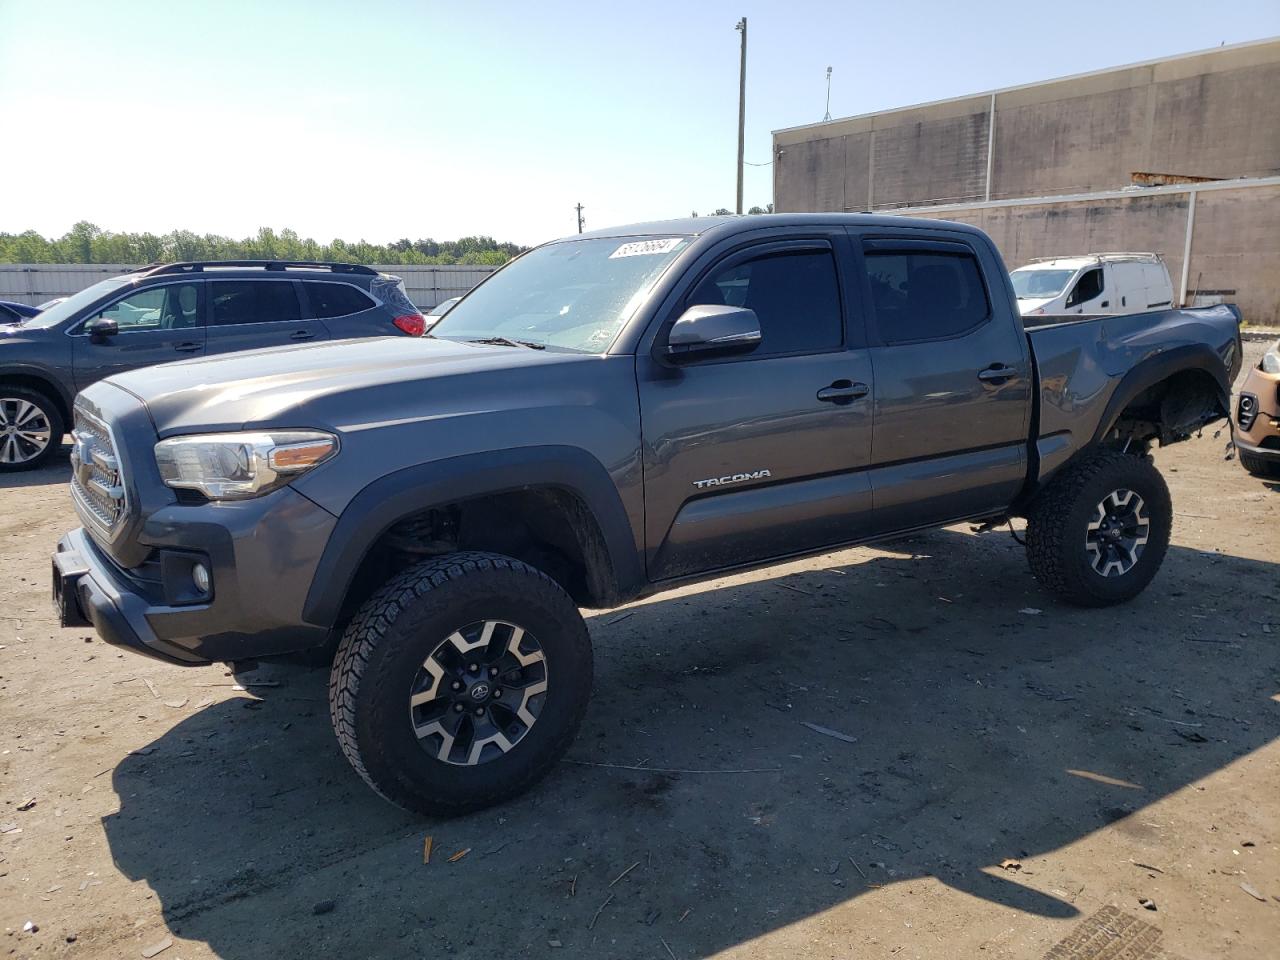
[70, 408, 127, 534]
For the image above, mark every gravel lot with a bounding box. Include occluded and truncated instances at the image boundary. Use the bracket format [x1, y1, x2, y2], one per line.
[2, 340, 1277, 960]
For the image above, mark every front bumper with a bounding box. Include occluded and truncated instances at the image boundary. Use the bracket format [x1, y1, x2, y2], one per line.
[54, 528, 207, 665]
[53, 486, 340, 666]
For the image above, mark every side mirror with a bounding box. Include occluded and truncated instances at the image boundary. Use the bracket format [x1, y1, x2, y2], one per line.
[664, 304, 761, 362]
[85, 316, 119, 342]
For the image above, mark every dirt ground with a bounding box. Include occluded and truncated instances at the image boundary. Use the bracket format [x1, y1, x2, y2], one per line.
[2, 340, 1277, 960]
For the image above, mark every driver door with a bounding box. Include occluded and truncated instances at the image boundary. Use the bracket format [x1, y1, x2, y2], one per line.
[72, 282, 206, 389]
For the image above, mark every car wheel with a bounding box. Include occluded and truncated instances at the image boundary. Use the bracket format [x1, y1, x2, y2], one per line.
[1238, 448, 1280, 479]
[329, 551, 593, 816]
[1025, 450, 1172, 607]
[0, 388, 63, 472]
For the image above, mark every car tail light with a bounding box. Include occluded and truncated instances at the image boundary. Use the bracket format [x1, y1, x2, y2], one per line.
[393, 313, 426, 336]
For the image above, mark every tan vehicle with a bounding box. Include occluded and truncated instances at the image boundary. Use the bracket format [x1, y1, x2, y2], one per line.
[1235, 338, 1280, 478]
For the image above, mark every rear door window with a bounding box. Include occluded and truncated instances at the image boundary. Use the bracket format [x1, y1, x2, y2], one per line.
[305, 281, 376, 319]
[210, 281, 302, 326]
[863, 247, 989, 343]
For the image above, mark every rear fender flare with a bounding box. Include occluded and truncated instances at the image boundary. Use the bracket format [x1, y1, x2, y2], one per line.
[1091, 344, 1231, 446]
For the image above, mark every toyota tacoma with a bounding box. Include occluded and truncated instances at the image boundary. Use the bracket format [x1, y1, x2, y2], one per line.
[52, 215, 1242, 815]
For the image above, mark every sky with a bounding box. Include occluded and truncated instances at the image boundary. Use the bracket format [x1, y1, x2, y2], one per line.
[1, 0, 1278, 248]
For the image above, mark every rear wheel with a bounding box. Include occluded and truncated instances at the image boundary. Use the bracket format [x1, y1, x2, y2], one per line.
[329, 552, 592, 816]
[1025, 450, 1172, 607]
[0, 387, 62, 472]
[1239, 448, 1280, 479]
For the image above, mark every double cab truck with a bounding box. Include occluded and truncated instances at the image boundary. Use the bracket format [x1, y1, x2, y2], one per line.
[52, 215, 1243, 815]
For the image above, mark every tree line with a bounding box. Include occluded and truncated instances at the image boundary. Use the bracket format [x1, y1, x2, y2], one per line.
[0, 223, 525, 266]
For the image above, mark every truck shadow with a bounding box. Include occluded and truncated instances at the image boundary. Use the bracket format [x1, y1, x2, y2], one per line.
[100, 530, 1278, 958]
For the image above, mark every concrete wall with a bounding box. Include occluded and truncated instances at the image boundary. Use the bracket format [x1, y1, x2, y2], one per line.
[774, 38, 1280, 211]
[771, 38, 1280, 325]
[907, 182, 1280, 324]
[0, 263, 499, 310]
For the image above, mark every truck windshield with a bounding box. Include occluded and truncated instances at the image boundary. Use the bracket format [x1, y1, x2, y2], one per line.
[1010, 268, 1076, 300]
[15, 277, 131, 329]
[430, 236, 689, 353]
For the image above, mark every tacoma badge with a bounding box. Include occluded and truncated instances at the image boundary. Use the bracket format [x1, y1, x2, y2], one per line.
[693, 469, 771, 489]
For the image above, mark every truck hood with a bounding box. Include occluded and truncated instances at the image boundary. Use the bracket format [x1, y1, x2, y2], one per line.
[103, 336, 592, 436]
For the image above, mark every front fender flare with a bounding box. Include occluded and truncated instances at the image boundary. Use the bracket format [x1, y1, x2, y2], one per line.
[301, 445, 643, 627]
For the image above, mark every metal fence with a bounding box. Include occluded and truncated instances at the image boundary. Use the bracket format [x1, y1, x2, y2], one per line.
[0, 263, 499, 310]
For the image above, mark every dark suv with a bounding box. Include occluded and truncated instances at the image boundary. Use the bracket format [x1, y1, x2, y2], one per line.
[0, 260, 425, 470]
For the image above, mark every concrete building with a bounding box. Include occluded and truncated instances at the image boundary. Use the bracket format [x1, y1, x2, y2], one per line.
[772, 38, 1280, 323]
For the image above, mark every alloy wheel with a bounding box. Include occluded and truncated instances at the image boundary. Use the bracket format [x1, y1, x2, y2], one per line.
[1085, 488, 1149, 577]
[408, 619, 548, 766]
[0, 398, 52, 465]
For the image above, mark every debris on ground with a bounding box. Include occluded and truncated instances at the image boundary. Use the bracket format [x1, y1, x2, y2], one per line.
[22, 921, 38, 933]
[1240, 882, 1267, 902]
[548, 939, 563, 948]
[141, 936, 173, 957]
[17, 798, 35, 811]
[609, 860, 641, 887]
[999, 859, 1022, 871]
[588, 893, 614, 930]
[1019, 607, 1043, 615]
[800, 721, 857, 744]
[1139, 898, 1157, 911]
[312, 899, 336, 915]
[448, 847, 470, 862]
[423, 835, 433, 864]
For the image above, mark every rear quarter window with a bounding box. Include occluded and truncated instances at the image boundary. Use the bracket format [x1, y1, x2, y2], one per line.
[305, 282, 376, 319]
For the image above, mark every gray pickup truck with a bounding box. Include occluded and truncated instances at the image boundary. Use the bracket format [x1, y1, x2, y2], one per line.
[52, 214, 1242, 815]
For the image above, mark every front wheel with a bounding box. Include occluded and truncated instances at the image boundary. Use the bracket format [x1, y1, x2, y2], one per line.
[1025, 450, 1172, 607]
[329, 552, 593, 816]
[0, 388, 62, 472]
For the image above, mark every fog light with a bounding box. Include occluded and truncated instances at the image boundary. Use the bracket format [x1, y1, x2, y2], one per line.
[192, 563, 210, 594]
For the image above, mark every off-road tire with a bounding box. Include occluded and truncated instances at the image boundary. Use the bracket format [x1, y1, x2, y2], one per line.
[329, 551, 592, 816]
[1239, 448, 1280, 479]
[1025, 450, 1172, 607]
[0, 386, 63, 472]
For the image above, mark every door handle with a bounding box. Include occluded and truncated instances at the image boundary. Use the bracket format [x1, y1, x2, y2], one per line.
[978, 365, 1015, 384]
[290, 330, 316, 341]
[816, 380, 870, 404]
[1100, 300, 1110, 308]
[173, 341, 201, 353]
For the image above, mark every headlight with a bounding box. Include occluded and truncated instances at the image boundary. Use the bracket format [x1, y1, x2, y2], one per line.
[154, 430, 338, 500]
[1262, 349, 1280, 375]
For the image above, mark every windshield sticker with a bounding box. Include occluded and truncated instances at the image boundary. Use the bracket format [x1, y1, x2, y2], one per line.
[609, 238, 685, 259]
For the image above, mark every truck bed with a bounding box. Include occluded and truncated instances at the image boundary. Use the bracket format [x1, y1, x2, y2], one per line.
[1026, 304, 1242, 482]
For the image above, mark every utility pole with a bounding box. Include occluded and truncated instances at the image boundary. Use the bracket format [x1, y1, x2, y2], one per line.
[735, 17, 747, 215]
[575, 203, 585, 234]
[823, 66, 832, 122]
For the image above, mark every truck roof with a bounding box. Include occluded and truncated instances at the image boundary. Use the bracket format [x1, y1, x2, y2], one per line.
[569, 212, 990, 243]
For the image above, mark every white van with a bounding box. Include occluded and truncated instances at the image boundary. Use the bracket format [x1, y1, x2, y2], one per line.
[1010, 253, 1174, 319]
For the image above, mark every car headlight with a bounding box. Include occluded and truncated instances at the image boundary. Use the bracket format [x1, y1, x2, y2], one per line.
[154, 430, 338, 500]
[1262, 348, 1280, 375]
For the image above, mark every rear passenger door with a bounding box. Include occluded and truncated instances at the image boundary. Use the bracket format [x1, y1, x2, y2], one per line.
[300, 280, 384, 339]
[204, 279, 329, 356]
[852, 231, 1032, 532]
